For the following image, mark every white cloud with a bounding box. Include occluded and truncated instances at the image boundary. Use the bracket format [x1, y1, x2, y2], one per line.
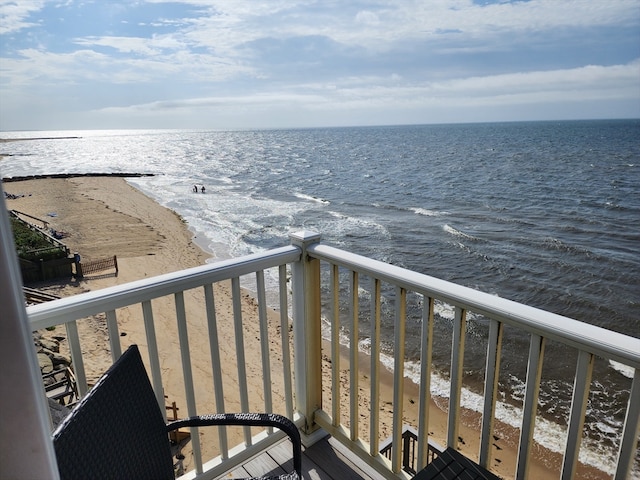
[169, 0, 638, 53]
[427, 62, 640, 98]
[74, 36, 163, 56]
[85, 60, 640, 117]
[1, 42, 254, 87]
[0, 0, 638, 129]
[96, 91, 328, 114]
[0, 0, 47, 35]
[355, 10, 381, 26]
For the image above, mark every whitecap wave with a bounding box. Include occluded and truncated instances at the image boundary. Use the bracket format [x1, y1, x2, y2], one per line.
[410, 207, 445, 217]
[443, 224, 476, 240]
[294, 192, 330, 204]
[609, 359, 635, 379]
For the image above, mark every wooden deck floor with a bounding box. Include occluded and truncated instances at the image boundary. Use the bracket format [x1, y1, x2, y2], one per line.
[222, 434, 389, 479]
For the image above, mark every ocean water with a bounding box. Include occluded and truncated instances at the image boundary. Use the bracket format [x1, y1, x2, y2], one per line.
[2, 120, 639, 475]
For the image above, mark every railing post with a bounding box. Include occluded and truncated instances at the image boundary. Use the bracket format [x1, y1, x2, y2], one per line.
[1, 186, 59, 479]
[290, 231, 323, 435]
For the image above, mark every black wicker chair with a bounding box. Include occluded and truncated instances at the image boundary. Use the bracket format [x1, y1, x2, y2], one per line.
[52, 345, 301, 480]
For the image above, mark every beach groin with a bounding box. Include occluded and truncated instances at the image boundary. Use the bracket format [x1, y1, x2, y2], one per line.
[2, 173, 154, 182]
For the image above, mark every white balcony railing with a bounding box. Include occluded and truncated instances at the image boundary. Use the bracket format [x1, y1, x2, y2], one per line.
[16, 231, 640, 479]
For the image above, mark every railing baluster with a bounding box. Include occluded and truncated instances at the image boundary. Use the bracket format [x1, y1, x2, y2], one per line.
[331, 263, 341, 427]
[447, 306, 467, 448]
[516, 333, 546, 480]
[203, 284, 228, 459]
[369, 277, 382, 457]
[141, 300, 164, 419]
[105, 310, 121, 361]
[561, 350, 594, 479]
[174, 291, 202, 473]
[403, 431, 412, 473]
[479, 318, 503, 468]
[349, 270, 359, 441]
[392, 286, 407, 473]
[278, 264, 294, 419]
[65, 320, 87, 396]
[256, 270, 273, 429]
[417, 296, 434, 470]
[615, 369, 640, 480]
[231, 277, 252, 445]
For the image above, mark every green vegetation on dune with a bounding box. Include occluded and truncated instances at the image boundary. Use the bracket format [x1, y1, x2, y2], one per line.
[10, 217, 67, 261]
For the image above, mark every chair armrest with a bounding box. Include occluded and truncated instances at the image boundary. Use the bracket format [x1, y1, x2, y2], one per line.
[167, 413, 301, 477]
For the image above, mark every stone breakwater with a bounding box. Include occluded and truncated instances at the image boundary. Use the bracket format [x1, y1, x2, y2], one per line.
[34, 332, 71, 377]
[34, 331, 74, 428]
[2, 173, 154, 182]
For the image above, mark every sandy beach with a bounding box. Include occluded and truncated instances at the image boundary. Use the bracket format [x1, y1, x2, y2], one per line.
[3, 176, 606, 479]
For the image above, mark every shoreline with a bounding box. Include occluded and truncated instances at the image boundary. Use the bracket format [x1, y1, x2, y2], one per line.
[4, 176, 608, 478]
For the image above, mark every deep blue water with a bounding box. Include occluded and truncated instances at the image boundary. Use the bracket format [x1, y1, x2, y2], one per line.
[2, 119, 639, 473]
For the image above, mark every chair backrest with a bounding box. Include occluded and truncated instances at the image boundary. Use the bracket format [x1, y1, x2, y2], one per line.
[53, 345, 174, 480]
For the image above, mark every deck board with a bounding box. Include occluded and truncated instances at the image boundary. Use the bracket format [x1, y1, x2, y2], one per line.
[243, 451, 287, 478]
[221, 465, 252, 479]
[304, 436, 386, 479]
[222, 434, 389, 479]
[266, 440, 301, 475]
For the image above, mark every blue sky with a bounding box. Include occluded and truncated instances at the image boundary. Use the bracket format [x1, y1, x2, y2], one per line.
[1, 1, 639, 131]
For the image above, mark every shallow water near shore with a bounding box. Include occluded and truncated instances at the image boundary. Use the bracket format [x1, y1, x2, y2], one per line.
[2, 119, 639, 475]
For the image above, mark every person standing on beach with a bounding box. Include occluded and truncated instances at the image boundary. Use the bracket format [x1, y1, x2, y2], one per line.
[193, 185, 198, 193]
[201, 186, 206, 193]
